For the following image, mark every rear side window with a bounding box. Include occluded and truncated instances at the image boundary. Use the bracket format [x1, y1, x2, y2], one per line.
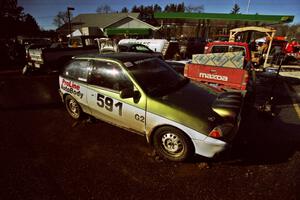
[118, 45, 128, 52]
[230, 46, 246, 54]
[211, 46, 228, 53]
[134, 45, 152, 53]
[63, 60, 90, 82]
[89, 61, 133, 91]
[211, 45, 246, 55]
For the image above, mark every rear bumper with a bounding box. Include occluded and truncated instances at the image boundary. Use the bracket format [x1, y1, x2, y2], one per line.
[58, 89, 64, 102]
[192, 137, 227, 158]
[27, 60, 44, 69]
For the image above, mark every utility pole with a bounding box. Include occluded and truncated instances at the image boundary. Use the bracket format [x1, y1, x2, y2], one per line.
[67, 7, 75, 37]
[246, 0, 251, 14]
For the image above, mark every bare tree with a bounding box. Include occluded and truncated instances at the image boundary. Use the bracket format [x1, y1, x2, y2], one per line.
[53, 11, 70, 28]
[185, 5, 204, 13]
[96, 4, 112, 13]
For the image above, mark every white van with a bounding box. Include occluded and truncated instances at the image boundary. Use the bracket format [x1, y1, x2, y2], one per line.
[118, 39, 167, 53]
[118, 39, 179, 59]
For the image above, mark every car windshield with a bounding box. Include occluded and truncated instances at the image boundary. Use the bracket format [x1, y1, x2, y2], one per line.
[125, 58, 188, 97]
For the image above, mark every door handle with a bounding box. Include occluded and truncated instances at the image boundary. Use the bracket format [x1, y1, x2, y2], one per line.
[91, 94, 94, 96]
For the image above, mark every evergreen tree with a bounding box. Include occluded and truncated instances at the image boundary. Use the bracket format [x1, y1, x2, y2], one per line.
[121, 7, 128, 13]
[22, 14, 40, 35]
[131, 5, 140, 12]
[154, 4, 162, 12]
[231, 4, 240, 14]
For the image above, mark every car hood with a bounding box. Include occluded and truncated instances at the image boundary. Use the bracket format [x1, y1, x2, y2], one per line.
[147, 81, 243, 134]
[147, 81, 222, 133]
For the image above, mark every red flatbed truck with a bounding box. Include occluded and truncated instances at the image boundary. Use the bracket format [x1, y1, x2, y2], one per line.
[184, 41, 254, 92]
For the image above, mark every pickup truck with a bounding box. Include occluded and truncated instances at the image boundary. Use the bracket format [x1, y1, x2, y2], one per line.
[23, 36, 98, 74]
[184, 42, 254, 92]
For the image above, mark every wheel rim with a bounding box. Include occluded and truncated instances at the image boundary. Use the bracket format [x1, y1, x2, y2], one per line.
[161, 132, 184, 155]
[68, 99, 79, 118]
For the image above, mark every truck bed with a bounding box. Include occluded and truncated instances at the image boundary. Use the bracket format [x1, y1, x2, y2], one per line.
[184, 51, 249, 91]
[184, 63, 248, 91]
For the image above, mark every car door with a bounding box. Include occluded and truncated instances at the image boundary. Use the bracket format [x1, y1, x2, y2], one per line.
[59, 59, 92, 114]
[86, 60, 147, 134]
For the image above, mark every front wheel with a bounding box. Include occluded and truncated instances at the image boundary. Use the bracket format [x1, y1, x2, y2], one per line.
[65, 95, 82, 119]
[153, 126, 194, 162]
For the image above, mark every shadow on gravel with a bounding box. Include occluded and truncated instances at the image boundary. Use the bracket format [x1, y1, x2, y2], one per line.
[212, 74, 300, 166]
[0, 103, 63, 111]
[0, 72, 61, 111]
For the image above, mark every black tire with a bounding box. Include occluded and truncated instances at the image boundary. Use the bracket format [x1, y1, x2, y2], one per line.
[153, 126, 194, 162]
[65, 95, 82, 119]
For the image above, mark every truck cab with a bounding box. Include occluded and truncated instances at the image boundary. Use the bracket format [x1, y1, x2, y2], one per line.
[23, 36, 98, 74]
[204, 41, 252, 62]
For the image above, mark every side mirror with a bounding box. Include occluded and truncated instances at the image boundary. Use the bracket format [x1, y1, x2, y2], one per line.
[120, 88, 135, 99]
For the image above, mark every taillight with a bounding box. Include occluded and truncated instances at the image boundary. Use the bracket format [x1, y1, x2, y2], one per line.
[184, 64, 188, 77]
[204, 46, 209, 54]
[242, 72, 249, 86]
[209, 123, 234, 139]
[209, 128, 222, 138]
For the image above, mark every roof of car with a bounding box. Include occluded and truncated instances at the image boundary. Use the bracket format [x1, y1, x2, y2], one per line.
[207, 41, 249, 47]
[73, 52, 155, 63]
[118, 43, 148, 47]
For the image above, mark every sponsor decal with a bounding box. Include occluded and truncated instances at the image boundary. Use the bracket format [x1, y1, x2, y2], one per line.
[199, 73, 228, 82]
[61, 79, 83, 98]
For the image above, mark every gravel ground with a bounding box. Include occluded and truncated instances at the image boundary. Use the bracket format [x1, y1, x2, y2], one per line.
[0, 71, 299, 200]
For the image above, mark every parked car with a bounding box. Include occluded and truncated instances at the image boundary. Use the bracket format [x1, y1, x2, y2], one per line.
[59, 52, 242, 162]
[118, 38, 180, 60]
[118, 43, 163, 58]
[23, 36, 99, 75]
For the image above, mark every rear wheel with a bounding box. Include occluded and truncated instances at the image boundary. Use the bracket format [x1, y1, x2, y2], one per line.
[153, 126, 194, 162]
[65, 95, 82, 119]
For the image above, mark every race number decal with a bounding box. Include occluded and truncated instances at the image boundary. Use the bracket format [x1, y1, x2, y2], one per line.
[97, 93, 123, 116]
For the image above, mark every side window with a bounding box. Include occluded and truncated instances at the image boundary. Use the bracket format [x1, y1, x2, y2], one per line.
[130, 46, 136, 52]
[118, 45, 128, 52]
[135, 45, 151, 52]
[89, 61, 133, 91]
[231, 46, 246, 56]
[63, 60, 90, 82]
[211, 46, 229, 53]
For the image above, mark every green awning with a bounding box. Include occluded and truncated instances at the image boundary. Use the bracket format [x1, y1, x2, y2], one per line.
[154, 12, 294, 23]
[105, 28, 151, 36]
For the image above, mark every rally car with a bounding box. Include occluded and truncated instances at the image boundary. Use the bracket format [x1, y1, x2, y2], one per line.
[59, 52, 242, 161]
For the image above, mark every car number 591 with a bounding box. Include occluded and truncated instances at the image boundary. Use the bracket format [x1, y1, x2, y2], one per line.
[97, 93, 123, 116]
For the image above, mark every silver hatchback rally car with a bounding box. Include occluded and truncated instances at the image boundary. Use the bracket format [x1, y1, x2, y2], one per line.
[59, 52, 242, 161]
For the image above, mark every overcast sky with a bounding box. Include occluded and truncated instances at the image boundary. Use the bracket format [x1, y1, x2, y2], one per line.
[19, 0, 300, 30]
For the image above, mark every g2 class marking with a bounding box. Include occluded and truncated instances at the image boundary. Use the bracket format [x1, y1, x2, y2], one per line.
[135, 114, 145, 123]
[97, 93, 123, 116]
